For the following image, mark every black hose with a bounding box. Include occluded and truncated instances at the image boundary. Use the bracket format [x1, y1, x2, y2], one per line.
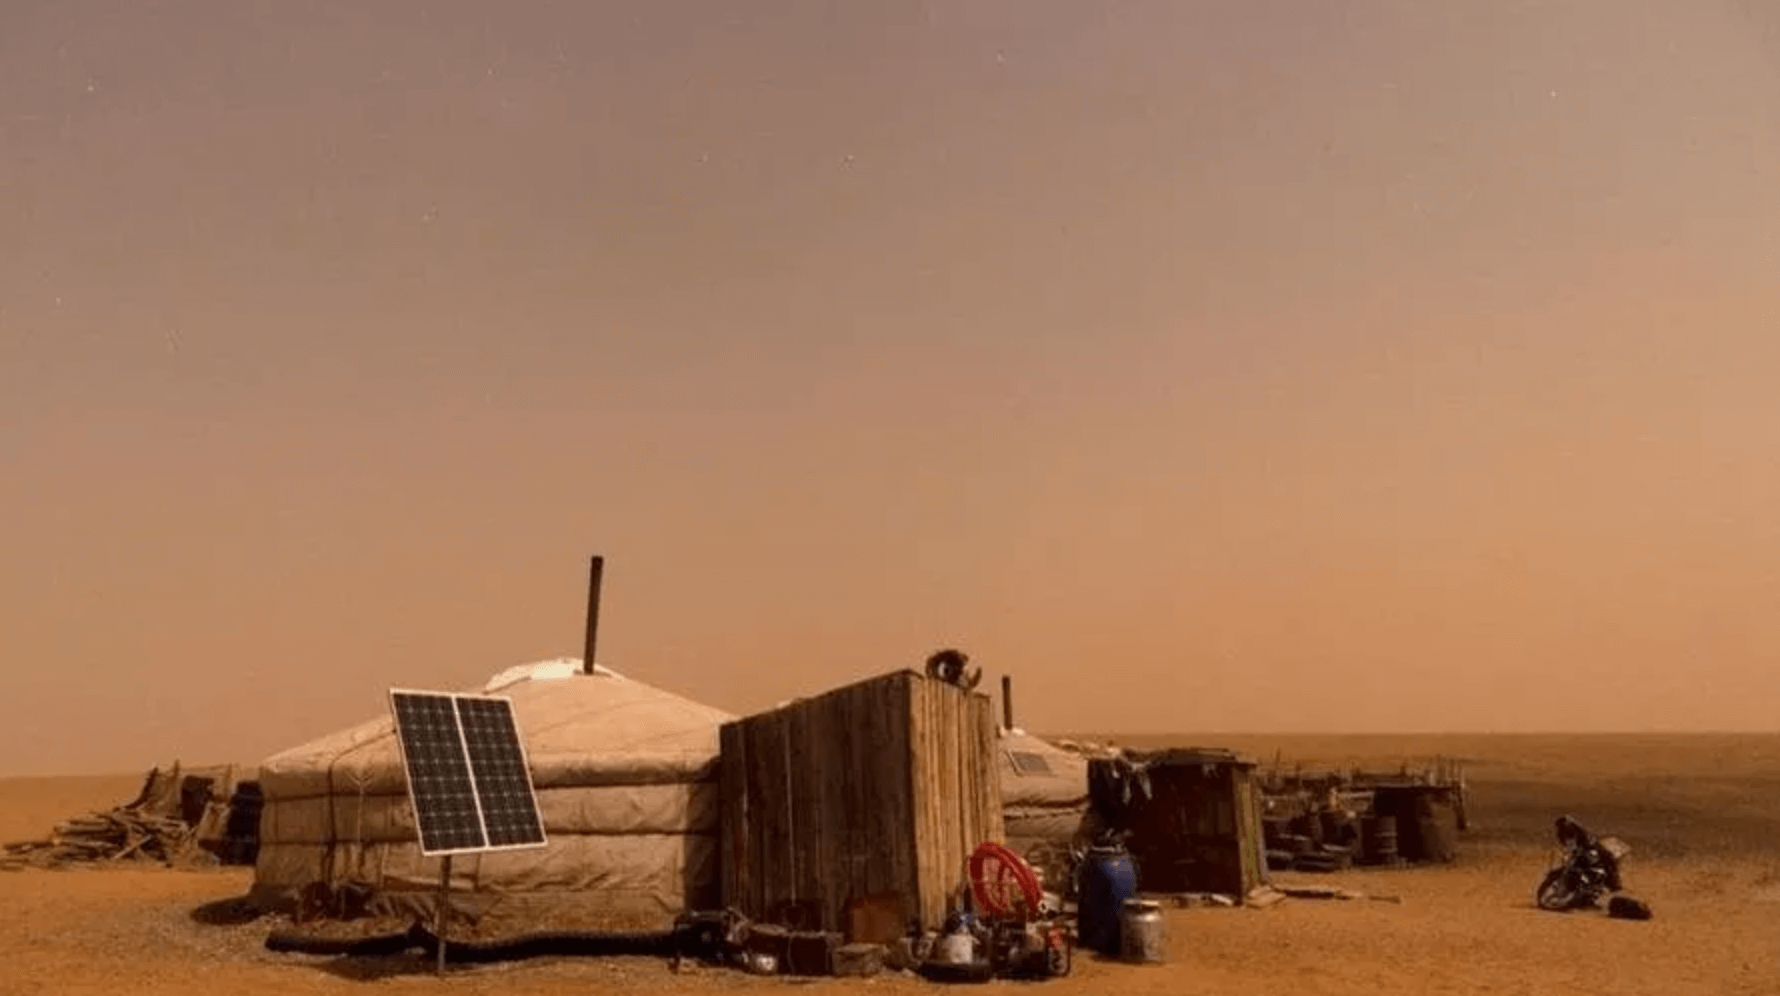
[265, 925, 422, 957]
[408, 924, 680, 963]
[265, 921, 703, 964]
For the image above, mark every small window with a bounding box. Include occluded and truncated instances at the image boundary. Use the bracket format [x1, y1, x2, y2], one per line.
[1008, 751, 1053, 776]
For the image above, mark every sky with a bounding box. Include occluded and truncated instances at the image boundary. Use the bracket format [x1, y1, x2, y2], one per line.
[3, 1, 1778, 776]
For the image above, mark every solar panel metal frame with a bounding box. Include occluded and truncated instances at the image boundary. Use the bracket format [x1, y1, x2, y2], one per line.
[388, 688, 550, 858]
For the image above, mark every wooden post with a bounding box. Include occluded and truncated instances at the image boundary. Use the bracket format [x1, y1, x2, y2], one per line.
[435, 855, 452, 975]
[583, 555, 604, 675]
[1001, 675, 1014, 731]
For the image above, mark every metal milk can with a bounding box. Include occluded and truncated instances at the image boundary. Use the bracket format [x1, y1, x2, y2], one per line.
[1118, 898, 1166, 964]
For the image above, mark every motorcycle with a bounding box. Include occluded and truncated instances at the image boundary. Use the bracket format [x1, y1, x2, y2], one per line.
[1535, 834, 1631, 912]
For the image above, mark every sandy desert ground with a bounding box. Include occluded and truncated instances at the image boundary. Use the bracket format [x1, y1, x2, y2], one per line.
[3, 734, 1777, 996]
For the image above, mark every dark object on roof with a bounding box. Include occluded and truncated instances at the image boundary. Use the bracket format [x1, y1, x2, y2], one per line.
[924, 648, 983, 691]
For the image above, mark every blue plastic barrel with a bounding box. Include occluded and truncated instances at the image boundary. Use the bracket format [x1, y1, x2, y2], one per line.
[1077, 845, 1138, 956]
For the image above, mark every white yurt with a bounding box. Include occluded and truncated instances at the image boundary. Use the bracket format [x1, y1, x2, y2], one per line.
[252, 659, 735, 928]
[997, 727, 1092, 890]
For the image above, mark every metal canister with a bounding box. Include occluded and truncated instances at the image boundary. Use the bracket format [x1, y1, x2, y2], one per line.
[931, 928, 977, 966]
[1118, 898, 1166, 964]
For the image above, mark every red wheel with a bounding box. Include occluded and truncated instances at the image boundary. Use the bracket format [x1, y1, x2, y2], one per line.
[968, 842, 1044, 918]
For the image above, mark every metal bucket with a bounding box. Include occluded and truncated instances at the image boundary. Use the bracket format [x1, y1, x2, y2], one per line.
[1118, 899, 1166, 964]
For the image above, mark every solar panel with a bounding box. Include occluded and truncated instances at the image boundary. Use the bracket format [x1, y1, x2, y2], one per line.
[389, 690, 549, 856]
[455, 696, 547, 848]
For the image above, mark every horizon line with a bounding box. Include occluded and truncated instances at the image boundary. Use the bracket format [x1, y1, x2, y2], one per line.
[6, 729, 1779, 780]
[1038, 728, 1780, 738]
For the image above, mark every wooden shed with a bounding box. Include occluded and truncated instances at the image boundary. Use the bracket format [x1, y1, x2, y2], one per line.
[719, 669, 1005, 934]
[1088, 747, 1269, 901]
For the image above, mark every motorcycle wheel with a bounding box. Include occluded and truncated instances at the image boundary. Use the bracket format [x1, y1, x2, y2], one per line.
[1535, 869, 1577, 911]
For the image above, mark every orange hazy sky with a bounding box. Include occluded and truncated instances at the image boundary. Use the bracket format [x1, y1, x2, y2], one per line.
[4, 1, 1778, 775]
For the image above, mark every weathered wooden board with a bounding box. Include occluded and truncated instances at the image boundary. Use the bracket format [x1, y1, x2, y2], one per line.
[719, 669, 1003, 933]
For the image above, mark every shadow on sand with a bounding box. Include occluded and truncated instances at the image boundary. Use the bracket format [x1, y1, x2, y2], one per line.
[189, 894, 268, 926]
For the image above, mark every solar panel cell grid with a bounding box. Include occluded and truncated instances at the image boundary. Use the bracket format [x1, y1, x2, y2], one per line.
[456, 697, 547, 848]
[389, 690, 547, 856]
[392, 692, 487, 853]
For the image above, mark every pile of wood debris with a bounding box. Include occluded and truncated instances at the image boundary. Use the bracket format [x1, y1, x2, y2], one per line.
[2, 763, 257, 870]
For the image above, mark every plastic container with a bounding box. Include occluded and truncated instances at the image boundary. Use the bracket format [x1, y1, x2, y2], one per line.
[1077, 845, 1138, 956]
[1118, 898, 1166, 964]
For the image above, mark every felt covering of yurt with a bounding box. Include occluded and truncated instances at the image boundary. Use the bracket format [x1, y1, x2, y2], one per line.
[252, 659, 734, 928]
[997, 728, 1091, 890]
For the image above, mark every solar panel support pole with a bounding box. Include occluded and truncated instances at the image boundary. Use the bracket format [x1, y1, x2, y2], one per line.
[435, 855, 452, 975]
[583, 555, 604, 675]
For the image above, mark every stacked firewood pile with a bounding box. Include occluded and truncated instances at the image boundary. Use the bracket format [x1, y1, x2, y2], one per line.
[3, 809, 197, 867]
[1, 763, 233, 870]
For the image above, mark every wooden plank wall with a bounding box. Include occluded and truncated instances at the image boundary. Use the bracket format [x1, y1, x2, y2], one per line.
[719, 670, 1004, 933]
[907, 674, 1006, 927]
[1118, 761, 1267, 898]
[1234, 771, 1267, 896]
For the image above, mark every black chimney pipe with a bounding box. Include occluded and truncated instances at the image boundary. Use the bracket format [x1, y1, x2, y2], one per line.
[1001, 674, 1014, 731]
[583, 555, 604, 675]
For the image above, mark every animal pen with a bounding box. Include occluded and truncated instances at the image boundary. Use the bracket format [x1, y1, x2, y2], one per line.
[719, 669, 1005, 935]
[1257, 757, 1470, 866]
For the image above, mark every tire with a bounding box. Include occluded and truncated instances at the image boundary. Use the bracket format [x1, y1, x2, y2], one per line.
[1536, 868, 1577, 911]
[925, 649, 968, 683]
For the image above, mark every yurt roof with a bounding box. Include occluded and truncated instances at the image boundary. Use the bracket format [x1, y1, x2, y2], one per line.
[998, 727, 1090, 809]
[259, 658, 736, 794]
